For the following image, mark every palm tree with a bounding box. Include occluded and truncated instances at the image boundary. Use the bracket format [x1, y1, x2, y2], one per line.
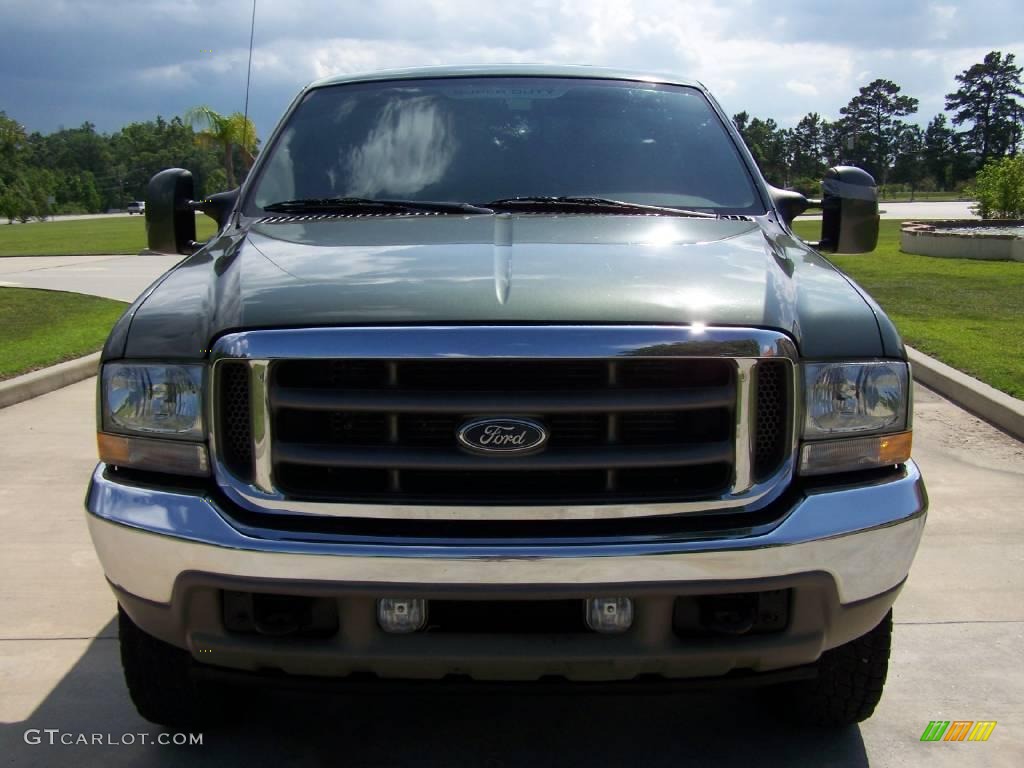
[185, 106, 258, 188]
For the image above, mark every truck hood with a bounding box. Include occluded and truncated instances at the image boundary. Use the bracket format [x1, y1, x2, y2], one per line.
[118, 214, 890, 359]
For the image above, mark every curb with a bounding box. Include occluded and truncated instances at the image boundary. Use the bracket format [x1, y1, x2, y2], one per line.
[908, 346, 1024, 442]
[0, 353, 100, 410]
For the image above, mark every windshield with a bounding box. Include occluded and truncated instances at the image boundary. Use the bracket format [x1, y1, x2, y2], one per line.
[246, 77, 764, 215]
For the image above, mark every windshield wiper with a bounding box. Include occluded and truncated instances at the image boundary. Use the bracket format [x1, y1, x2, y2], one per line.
[481, 196, 716, 218]
[263, 197, 493, 215]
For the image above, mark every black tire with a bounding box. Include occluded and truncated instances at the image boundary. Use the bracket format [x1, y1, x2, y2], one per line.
[782, 610, 893, 726]
[118, 605, 221, 727]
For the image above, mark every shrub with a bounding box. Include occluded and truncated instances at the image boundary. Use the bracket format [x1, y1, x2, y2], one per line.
[53, 202, 88, 215]
[969, 155, 1024, 218]
[789, 177, 820, 197]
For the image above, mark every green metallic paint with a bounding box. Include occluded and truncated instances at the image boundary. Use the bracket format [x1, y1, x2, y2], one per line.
[114, 214, 891, 361]
[105, 66, 900, 365]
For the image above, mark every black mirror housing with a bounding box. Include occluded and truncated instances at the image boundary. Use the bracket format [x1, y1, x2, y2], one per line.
[145, 168, 197, 255]
[194, 188, 239, 230]
[818, 166, 879, 254]
[768, 185, 811, 226]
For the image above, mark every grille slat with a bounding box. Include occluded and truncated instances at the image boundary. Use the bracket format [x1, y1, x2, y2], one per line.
[270, 386, 735, 413]
[276, 441, 733, 471]
[218, 354, 791, 507]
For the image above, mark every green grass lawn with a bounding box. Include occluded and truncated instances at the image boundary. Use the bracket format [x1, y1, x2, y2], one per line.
[0, 215, 218, 257]
[0, 288, 128, 380]
[792, 219, 1024, 399]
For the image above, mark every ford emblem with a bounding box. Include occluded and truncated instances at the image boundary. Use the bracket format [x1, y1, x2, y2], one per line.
[457, 417, 548, 455]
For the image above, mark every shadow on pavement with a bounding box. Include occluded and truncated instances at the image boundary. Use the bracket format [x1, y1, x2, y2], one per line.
[1, 618, 869, 767]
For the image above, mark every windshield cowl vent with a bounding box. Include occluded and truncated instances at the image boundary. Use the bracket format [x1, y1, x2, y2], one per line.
[259, 211, 444, 224]
[258, 212, 755, 224]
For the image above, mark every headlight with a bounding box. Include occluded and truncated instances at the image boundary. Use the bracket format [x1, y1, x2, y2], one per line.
[99, 363, 209, 476]
[804, 362, 908, 437]
[102, 363, 205, 438]
[800, 361, 911, 476]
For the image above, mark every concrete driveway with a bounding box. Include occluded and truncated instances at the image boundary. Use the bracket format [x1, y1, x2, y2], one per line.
[0, 379, 1021, 766]
[0, 254, 181, 302]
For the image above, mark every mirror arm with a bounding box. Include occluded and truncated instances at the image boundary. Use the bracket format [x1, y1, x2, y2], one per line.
[189, 188, 240, 229]
[767, 185, 813, 226]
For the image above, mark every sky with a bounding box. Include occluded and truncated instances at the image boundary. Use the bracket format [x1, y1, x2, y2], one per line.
[1, 0, 1021, 142]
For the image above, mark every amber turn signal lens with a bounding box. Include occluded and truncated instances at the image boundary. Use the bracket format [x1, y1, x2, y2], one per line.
[877, 432, 913, 465]
[799, 431, 912, 476]
[97, 433, 210, 477]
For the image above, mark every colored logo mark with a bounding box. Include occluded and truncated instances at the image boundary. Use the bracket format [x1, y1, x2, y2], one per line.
[920, 721, 997, 742]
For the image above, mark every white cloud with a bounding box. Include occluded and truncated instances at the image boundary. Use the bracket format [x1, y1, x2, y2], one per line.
[785, 80, 819, 97]
[4, 0, 1023, 135]
[928, 3, 958, 40]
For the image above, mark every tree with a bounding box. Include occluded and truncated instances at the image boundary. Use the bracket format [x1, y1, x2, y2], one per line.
[821, 120, 847, 168]
[733, 113, 790, 184]
[0, 170, 49, 222]
[38, 122, 112, 178]
[106, 115, 222, 206]
[56, 171, 102, 213]
[203, 168, 228, 198]
[0, 111, 227, 214]
[969, 155, 1024, 218]
[0, 112, 28, 185]
[922, 114, 956, 189]
[945, 51, 1024, 164]
[839, 79, 919, 185]
[22, 167, 56, 220]
[788, 112, 829, 182]
[891, 125, 926, 198]
[185, 106, 258, 188]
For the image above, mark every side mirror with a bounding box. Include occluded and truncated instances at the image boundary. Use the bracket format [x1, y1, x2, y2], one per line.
[818, 166, 879, 254]
[145, 168, 197, 255]
[193, 188, 239, 230]
[768, 185, 810, 226]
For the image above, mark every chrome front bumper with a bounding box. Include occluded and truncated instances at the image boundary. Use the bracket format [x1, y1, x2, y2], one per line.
[85, 461, 927, 607]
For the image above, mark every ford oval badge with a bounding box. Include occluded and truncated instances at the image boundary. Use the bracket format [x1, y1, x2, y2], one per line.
[457, 418, 548, 455]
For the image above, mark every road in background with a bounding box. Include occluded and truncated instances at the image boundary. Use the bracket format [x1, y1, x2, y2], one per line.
[877, 201, 975, 219]
[798, 200, 976, 221]
[5, 212, 136, 224]
[0, 380, 1020, 766]
[0, 253, 180, 302]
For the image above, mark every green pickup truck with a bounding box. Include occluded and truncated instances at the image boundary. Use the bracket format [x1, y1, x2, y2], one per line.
[85, 65, 926, 728]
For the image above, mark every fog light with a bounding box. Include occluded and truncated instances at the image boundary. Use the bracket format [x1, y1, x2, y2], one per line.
[586, 597, 633, 633]
[377, 598, 427, 633]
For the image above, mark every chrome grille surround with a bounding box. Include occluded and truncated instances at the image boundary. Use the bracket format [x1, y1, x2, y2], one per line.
[208, 326, 799, 520]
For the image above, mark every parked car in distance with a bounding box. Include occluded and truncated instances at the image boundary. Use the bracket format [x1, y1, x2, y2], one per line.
[86, 65, 925, 730]
[126, 200, 145, 215]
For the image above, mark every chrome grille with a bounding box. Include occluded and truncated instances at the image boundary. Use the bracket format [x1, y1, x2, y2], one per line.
[267, 358, 734, 504]
[210, 326, 797, 521]
[754, 361, 790, 480]
[218, 362, 253, 481]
